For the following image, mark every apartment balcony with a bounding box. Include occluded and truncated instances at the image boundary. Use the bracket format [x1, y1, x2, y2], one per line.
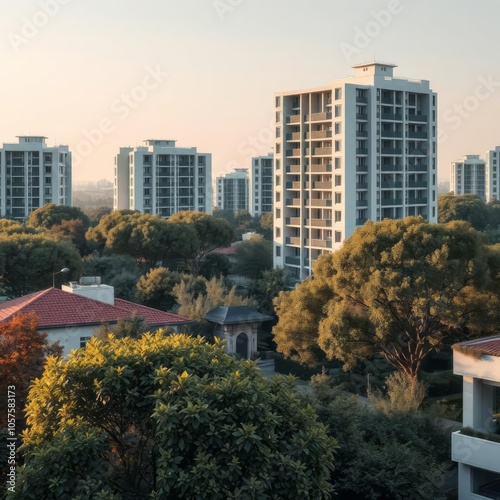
[285, 237, 301, 246]
[285, 256, 301, 266]
[408, 148, 428, 156]
[309, 199, 332, 207]
[408, 181, 428, 188]
[309, 219, 332, 227]
[309, 239, 332, 248]
[310, 164, 332, 173]
[308, 112, 332, 122]
[307, 130, 332, 139]
[312, 181, 333, 189]
[291, 132, 302, 141]
[408, 114, 428, 123]
[407, 197, 428, 205]
[356, 113, 368, 120]
[381, 113, 403, 121]
[286, 165, 301, 174]
[285, 181, 302, 190]
[356, 200, 368, 207]
[381, 148, 403, 155]
[408, 131, 428, 139]
[380, 130, 403, 138]
[407, 164, 428, 172]
[381, 198, 402, 206]
[287, 115, 301, 124]
[381, 165, 403, 172]
[356, 218, 368, 226]
[286, 148, 302, 157]
[381, 181, 403, 188]
[314, 147, 333, 155]
[356, 165, 368, 172]
[451, 431, 500, 474]
[356, 131, 368, 138]
[285, 198, 302, 206]
[356, 182, 368, 189]
[356, 97, 368, 104]
[356, 148, 368, 155]
[286, 217, 301, 226]
[381, 98, 402, 105]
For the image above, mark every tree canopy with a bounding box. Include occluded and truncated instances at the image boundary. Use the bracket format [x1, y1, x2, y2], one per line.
[17, 333, 336, 499]
[273, 217, 500, 379]
[438, 193, 489, 231]
[233, 234, 273, 280]
[27, 203, 90, 230]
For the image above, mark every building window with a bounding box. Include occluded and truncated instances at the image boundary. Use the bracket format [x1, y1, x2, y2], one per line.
[335, 141, 341, 152]
[276, 96, 281, 108]
[276, 176, 280, 186]
[335, 158, 341, 169]
[335, 122, 342, 135]
[335, 175, 342, 187]
[335, 192, 341, 204]
[335, 211, 342, 222]
[276, 227, 281, 238]
[276, 208, 281, 219]
[335, 88, 342, 100]
[276, 245, 281, 257]
[335, 231, 342, 243]
[335, 105, 342, 117]
[275, 192, 281, 202]
[80, 336, 91, 349]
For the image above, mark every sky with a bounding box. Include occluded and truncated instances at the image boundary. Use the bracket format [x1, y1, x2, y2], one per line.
[0, 0, 499, 184]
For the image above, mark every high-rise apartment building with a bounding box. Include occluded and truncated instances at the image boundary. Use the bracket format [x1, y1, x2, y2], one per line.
[450, 155, 486, 201]
[215, 168, 249, 213]
[114, 140, 212, 216]
[0, 136, 72, 220]
[249, 154, 273, 217]
[485, 147, 500, 201]
[274, 62, 438, 280]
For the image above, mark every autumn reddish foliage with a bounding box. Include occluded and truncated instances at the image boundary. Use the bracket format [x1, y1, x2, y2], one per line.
[0, 312, 62, 428]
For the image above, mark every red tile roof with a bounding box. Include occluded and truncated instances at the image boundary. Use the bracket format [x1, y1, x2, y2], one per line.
[0, 288, 189, 328]
[210, 241, 242, 256]
[453, 335, 500, 358]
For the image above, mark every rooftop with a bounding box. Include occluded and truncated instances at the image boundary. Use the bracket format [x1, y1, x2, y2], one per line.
[453, 335, 500, 358]
[205, 306, 273, 325]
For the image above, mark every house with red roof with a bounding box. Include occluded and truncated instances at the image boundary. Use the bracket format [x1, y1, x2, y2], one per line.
[0, 277, 190, 355]
[451, 335, 500, 498]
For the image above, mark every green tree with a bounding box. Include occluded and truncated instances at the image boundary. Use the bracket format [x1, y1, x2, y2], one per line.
[257, 212, 273, 240]
[233, 234, 273, 279]
[27, 203, 90, 230]
[0, 233, 82, 297]
[168, 211, 234, 274]
[438, 193, 489, 231]
[274, 217, 500, 380]
[17, 334, 336, 499]
[198, 252, 231, 279]
[305, 374, 450, 499]
[212, 207, 236, 226]
[51, 219, 88, 255]
[87, 206, 113, 227]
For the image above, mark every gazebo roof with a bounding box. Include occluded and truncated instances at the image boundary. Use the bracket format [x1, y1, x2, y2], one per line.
[205, 306, 273, 325]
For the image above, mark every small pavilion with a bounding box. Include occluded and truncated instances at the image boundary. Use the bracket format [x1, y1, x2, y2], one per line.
[205, 306, 273, 359]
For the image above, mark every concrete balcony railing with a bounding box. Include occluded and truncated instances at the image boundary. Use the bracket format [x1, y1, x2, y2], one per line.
[285, 237, 301, 246]
[309, 239, 331, 248]
[285, 198, 302, 206]
[309, 199, 332, 207]
[309, 219, 332, 227]
[291, 132, 302, 141]
[310, 164, 332, 173]
[408, 181, 428, 188]
[380, 130, 403, 138]
[407, 197, 428, 205]
[408, 114, 428, 122]
[312, 181, 333, 189]
[308, 112, 332, 122]
[314, 147, 333, 155]
[286, 217, 301, 226]
[407, 164, 428, 172]
[286, 165, 301, 174]
[451, 431, 500, 474]
[307, 130, 332, 139]
[381, 112, 403, 121]
[287, 114, 301, 124]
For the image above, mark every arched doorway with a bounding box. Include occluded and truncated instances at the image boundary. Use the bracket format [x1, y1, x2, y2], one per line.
[236, 332, 249, 358]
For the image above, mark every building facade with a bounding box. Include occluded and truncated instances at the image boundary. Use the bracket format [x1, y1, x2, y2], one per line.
[215, 168, 249, 213]
[452, 336, 500, 499]
[273, 62, 438, 280]
[450, 155, 487, 201]
[485, 147, 500, 201]
[114, 140, 212, 216]
[249, 154, 274, 217]
[0, 136, 72, 219]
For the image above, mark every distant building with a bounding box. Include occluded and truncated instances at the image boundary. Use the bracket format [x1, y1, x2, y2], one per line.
[114, 140, 212, 216]
[0, 136, 72, 219]
[485, 147, 500, 201]
[0, 277, 190, 355]
[274, 62, 438, 281]
[450, 155, 486, 201]
[452, 335, 500, 499]
[215, 168, 249, 213]
[249, 154, 273, 217]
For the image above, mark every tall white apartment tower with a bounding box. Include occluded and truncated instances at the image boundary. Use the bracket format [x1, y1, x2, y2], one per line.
[274, 62, 438, 281]
[249, 154, 273, 217]
[114, 140, 212, 216]
[0, 136, 72, 220]
[485, 147, 500, 201]
[215, 168, 249, 213]
[450, 155, 486, 201]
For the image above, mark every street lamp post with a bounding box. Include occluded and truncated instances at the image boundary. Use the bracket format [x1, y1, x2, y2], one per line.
[53, 267, 70, 288]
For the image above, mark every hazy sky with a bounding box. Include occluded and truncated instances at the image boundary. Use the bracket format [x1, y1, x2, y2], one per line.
[1, 0, 499, 183]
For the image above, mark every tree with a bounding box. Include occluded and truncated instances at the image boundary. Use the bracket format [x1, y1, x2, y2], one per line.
[212, 207, 236, 226]
[233, 234, 273, 279]
[0, 313, 62, 428]
[168, 211, 234, 274]
[0, 233, 82, 297]
[173, 275, 253, 321]
[305, 374, 451, 499]
[51, 219, 88, 255]
[198, 252, 231, 279]
[16, 333, 336, 499]
[87, 206, 113, 227]
[247, 267, 288, 315]
[257, 212, 273, 240]
[274, 217, 500, 380]
[438, 193, 489, 231]
[27, 203, 90, 230]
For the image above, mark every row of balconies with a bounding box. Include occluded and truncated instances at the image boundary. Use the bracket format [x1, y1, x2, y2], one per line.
[286, 218, 333, 227]
[285, 237, 333, 249]
[287, 131, 333, 141]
